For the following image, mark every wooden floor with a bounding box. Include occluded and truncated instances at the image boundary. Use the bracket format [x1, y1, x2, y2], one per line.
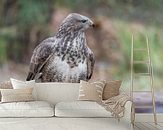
[134, 122, 163, 130]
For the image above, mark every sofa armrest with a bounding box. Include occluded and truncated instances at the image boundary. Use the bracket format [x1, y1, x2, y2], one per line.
[117, 101, 132, 129]
[122, 101, 132, 122]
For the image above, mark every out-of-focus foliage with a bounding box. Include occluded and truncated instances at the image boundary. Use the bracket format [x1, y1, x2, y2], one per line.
[0, 0, 53, 63]
[17, 0, 49, 27]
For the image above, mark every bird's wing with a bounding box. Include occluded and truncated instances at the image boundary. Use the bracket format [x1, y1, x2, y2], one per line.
[87, 49, 95, 80]
[26, 37, 56, 81]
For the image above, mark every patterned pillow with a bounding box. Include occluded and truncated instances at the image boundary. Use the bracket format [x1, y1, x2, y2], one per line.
[1, 88, 34, 103]
[0, 80, 13, 101]
[102, 80, 122, 100]
[78, 80, 106, 102]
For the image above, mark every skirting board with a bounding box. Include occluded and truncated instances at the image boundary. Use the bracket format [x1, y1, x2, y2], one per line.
[135, 114, 163, 122]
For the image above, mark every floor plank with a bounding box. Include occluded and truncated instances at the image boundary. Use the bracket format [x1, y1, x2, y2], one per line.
[135, 122, 149, 130]
[134, 122, 163, 130]
[149, 123, 163, 130]
[157, 123, 163, 127]
[157, 123, 163, 129]
[140, 122, 155, 130]
[144, 122, 160, 130]
[133, 124, 141, 130]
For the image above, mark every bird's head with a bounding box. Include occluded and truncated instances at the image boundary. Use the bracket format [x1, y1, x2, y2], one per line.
[58, 13, 94, 35]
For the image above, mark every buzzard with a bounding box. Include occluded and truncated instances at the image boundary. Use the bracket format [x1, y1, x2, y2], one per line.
[26, 13, 95, 83]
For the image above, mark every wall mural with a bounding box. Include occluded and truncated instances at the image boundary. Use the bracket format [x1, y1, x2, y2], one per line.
[0, 1, 163, 114]
[26, 13, 95, 83]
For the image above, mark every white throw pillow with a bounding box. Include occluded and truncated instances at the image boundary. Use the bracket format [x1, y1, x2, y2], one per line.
[55, 101, 112, 117]
[10, 78, 37, 100]
[0, 101, 54, 117]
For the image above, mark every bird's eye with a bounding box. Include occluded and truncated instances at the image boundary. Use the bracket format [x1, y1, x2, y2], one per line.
[81, 19, 87, 23]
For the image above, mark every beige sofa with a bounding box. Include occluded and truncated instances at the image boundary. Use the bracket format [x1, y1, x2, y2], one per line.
[0, 82, 132, 130]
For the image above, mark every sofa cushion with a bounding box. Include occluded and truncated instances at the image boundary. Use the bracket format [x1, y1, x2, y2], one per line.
[55, 101, 112, 117]
[0, 101, 54, 117]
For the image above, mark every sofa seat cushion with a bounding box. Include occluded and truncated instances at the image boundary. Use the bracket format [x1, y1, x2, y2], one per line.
[0, 101, 54, 117]
[55, 101, 112, 117]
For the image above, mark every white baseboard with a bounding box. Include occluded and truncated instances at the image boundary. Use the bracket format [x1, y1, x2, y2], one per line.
[135, 113, 163, 122]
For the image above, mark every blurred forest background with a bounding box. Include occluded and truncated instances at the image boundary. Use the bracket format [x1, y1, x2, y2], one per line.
[0, 0, 163, 112]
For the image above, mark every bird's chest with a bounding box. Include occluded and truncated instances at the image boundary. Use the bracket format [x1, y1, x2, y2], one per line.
[59, 43, 87, 67]
[63, 50, 85, 67]
[47, 34, 88, 71]
[48, 56, 87, 76]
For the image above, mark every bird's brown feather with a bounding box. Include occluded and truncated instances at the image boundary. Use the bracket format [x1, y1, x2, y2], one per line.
[26, 37, 55, 81]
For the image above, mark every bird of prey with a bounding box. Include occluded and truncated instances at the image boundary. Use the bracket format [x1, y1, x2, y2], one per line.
[26, 13, 95, 83]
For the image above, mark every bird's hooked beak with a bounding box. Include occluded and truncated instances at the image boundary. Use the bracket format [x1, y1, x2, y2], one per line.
[89, 19, 95, 28]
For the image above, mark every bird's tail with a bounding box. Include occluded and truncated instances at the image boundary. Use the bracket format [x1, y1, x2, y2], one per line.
[26, 72, 35, 81]
[26, 72, 42, 81]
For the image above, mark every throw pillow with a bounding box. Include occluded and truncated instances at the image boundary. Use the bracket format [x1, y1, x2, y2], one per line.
[10, 78, 35, 88]
[102, 80, 122, 100]
[1, 88, 34, 103]
[78, 80, 106, 101]
[0, 80, 13, 101]
[10, 78, 37, 100]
